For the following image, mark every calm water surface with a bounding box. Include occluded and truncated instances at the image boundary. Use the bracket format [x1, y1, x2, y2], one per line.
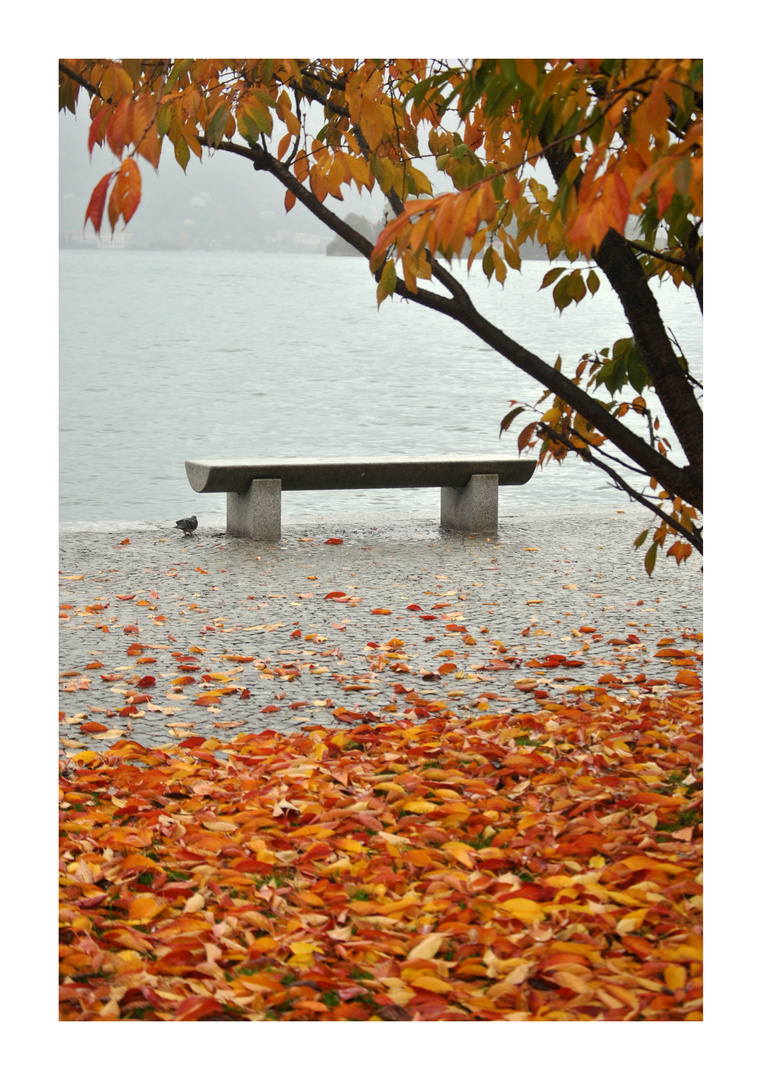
[59, 250, 702, 523]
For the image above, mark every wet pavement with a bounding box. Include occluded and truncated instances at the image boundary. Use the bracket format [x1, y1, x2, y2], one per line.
[59, 507, 703, 752]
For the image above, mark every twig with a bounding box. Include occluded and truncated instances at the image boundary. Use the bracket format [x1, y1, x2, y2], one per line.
[536, 423, 702, 553]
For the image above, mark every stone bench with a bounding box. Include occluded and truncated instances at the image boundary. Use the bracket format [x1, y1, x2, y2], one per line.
[185, 456, 537, 540]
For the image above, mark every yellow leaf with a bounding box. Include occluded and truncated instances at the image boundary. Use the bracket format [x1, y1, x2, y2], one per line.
[409, 974, 452, 994]
[335, 837, 366, 854]
[541, 406, 563, 425]
[497, 897, 545, 924]
[663, 963, 687, 991]
[407, 934, 445, 961]
[615, 908, 650, 934]
[289, 941, 324, 957]
[553, 970, 591, 995]
[401, 798, 437, 813]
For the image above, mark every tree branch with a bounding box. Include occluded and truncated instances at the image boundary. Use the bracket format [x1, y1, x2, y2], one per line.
[536, 423, 702, 554]
[200, 133, 703, 512]
[59, 62, 100, 100]
[627, 239, 691, 269]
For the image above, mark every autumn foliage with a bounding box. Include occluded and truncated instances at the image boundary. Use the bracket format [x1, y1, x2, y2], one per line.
[60, 689, 702, 1021]
[59, 59, 702, 573]
[60, 525, 702, 1021]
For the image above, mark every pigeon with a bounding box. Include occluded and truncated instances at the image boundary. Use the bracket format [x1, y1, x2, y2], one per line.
[174, 515, 198, 536]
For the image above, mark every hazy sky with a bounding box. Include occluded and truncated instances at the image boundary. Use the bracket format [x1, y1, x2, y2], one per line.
[59, 104, 388, 245]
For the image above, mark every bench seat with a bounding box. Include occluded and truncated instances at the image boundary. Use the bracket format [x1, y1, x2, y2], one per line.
[185, 456, 536, 539]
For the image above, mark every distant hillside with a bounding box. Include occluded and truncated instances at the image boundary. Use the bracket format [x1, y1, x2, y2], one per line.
[326, 214, 383, 256]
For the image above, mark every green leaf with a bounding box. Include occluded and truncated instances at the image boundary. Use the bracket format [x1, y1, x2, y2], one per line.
[157, 102, 172, 138]
[240, 106, 273, 145]
[173, 136, 190, 172]
[540, 266, 565, 290]
[633, 529, 650, 549]
[627, 344, 649, 395]
[587, 269, 600, 295]
[568, 270, 586, 304]
[644, 542, 658, 577]
[483, 246, 495, 280]
[164, 59, 193, 94]
[552, 275, 572, 311]
[593, 355, 627, 395]
[380, 259, 397, 293]
[377, 259, 397, 306]
[207, 105, 230, 148]
[499, 406, 525, 437]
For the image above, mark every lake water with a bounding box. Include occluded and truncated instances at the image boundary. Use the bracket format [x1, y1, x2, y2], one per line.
[59, 250, 702, 524]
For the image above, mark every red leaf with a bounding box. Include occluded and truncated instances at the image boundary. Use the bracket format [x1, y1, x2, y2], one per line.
[88, 105, 110, 154]
[324, 592, 347, 599]
[84, 171, 116, 234]
[136, 676, 156, 688]
[325, 538, 344, 544]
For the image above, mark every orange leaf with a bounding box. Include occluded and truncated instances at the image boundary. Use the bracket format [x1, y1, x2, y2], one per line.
[128, 894, 167, 923]
[194, 692, 223, 706]
[675, 669, 701, 687]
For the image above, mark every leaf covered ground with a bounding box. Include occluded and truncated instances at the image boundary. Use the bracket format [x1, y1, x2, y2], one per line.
[59, 521, 702, 1020]
[60, 686, 702, 1021]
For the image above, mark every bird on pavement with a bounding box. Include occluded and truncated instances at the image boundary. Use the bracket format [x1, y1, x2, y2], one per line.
[174, 515, 198, 536]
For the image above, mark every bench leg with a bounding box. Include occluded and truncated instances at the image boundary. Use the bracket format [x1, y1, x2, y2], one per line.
[227, 479, 282, 540]
[440, 473, 499, 533]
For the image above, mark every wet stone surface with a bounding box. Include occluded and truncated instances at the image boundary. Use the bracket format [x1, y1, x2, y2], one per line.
[59, 508, 703, 751]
